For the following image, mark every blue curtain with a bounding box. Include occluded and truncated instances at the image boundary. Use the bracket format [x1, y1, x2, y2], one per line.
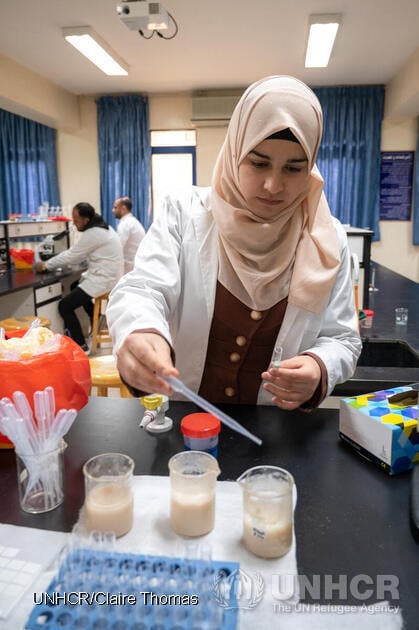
[314, 85, 385, 241]
[0, 108, 60, 220]
[96, 95, 151, 228]
[413, 125, 419, 245]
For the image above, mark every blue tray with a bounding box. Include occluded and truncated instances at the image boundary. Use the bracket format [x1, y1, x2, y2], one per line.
[26, 549, 240, 629]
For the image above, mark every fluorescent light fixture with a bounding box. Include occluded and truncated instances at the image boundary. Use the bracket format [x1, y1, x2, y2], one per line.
[63, 26, 129, 76]
[305, 14, 341, 68]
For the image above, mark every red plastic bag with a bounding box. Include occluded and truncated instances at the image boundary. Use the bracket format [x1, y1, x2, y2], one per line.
[0, 336, 91, 446]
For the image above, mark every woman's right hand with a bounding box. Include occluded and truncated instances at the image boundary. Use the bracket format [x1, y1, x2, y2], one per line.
[116, 331, 178, 396]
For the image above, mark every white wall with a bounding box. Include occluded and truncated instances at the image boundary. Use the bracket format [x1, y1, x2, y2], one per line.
[0, 53, 79, 130]
[372, 116, 419, 282]
[376, 47, 419, 282]
[57, 96, 100, 213]
[149, 92, 191, 130]
[195, 126, 227, 186]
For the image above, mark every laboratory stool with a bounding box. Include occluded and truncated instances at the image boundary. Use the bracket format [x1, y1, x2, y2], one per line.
[91, 292, 112, 354]
[0, 316, 51, 337]
[89, 355, 131, 398]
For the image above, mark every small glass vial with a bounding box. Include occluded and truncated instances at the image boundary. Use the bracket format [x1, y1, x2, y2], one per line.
[361, 309, 375, 328]
[181, 413, 221, 458]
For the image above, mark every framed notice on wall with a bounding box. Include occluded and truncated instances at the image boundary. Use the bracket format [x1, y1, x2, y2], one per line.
[380, 151, 414, 220]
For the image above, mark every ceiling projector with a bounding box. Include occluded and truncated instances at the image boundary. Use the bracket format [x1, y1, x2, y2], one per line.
[116, 1, 169, 31]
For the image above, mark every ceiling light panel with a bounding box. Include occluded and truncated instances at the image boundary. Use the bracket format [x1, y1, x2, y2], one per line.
[63, 27, 129, 76]
[305, 14, 341, 68]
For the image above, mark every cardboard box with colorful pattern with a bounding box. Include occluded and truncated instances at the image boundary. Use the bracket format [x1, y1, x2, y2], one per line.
[339, 385, 419, 475]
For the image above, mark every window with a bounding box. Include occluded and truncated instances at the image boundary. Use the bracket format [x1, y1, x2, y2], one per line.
[150, 130, 196, 219]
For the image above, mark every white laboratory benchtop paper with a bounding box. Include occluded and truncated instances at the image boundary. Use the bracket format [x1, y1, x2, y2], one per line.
[76, 475, 299, 628]
[0, 524, 67, 630]
[1, 476, 404, 629]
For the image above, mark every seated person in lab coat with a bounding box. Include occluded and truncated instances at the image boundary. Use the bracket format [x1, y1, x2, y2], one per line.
[107, 76, 361, 409]
[112, 196, 146, 274]
[36, 202, 123, 353]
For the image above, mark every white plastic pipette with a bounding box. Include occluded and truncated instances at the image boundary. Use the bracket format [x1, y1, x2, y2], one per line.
[47, 408, 77, 448]
[161, 375, 262, 446]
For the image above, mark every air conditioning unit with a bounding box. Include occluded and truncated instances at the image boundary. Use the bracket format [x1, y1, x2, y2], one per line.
[191, 92, 242, 127]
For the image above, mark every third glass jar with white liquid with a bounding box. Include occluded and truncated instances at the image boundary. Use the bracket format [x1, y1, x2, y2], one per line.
[238, 465, 294, 558]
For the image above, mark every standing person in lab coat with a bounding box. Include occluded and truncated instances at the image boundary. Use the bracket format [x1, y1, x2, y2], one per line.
[107, 76, 361, 409]
[36, 202, 123, 353]
[112, 197, 146, 273]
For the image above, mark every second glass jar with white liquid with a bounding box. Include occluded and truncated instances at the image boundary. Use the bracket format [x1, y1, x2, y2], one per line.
[168, 451, 220, 537]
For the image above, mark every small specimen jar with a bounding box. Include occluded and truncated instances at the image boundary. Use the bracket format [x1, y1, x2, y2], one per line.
[181, 413, 221, 457]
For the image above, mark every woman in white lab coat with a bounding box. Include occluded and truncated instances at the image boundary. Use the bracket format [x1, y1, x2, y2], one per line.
[107, 76, 361, 409]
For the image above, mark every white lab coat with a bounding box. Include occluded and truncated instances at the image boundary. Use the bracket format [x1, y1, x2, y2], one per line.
[117, 213, 146, 274]
[46, 226, 124, 298]
[107, 187, 361, 403]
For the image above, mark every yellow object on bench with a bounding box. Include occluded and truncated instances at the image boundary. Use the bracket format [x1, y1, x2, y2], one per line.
[89, 355, 131, 398]
[0, 316, 51, 331]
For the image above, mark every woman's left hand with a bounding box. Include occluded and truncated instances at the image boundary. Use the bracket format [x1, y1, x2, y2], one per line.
[261, 355, 321, 410]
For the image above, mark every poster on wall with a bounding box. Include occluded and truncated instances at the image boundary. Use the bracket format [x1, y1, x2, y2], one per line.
[380, 151, 414, 220]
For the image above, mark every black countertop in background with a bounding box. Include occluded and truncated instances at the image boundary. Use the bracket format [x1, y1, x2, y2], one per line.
[334, 262, 418, 396]
[364, 263, 418, 349]
[0, 265, 84, 297]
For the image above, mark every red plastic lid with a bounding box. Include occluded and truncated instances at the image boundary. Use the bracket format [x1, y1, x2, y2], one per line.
[181, 413, 221, 438]
[363, 309, 374, 316]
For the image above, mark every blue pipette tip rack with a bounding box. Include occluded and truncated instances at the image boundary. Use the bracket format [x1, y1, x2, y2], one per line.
[26, 549, 240, 629]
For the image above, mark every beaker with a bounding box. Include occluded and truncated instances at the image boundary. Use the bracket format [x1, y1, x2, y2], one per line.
[237, 465, 294, 558]
[168, 451, 220, 537]
[83, 453, 134, 537]
[16, 440, 66, 514]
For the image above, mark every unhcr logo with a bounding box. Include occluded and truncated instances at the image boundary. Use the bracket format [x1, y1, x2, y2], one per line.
[271, 574, 399, 602]
[211, 568, 265, 610]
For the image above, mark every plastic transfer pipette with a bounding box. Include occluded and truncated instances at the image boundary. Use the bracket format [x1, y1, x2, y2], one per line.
[162, 375, 262, 446]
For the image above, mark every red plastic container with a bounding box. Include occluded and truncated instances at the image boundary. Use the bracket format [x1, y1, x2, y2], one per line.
[181, 413, 221, 457]
[9, 248, 35, 269]
[362, 309, 375, 328]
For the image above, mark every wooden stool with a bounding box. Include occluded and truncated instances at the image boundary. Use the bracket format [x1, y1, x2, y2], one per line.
[91, 292, 112, 354]
[89, 355, 131, 398]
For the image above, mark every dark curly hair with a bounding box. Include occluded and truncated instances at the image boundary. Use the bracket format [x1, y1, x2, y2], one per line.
[73, 202, 109, 231]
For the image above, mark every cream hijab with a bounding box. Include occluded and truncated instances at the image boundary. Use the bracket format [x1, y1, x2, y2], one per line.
[211, 75, 340, 314]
